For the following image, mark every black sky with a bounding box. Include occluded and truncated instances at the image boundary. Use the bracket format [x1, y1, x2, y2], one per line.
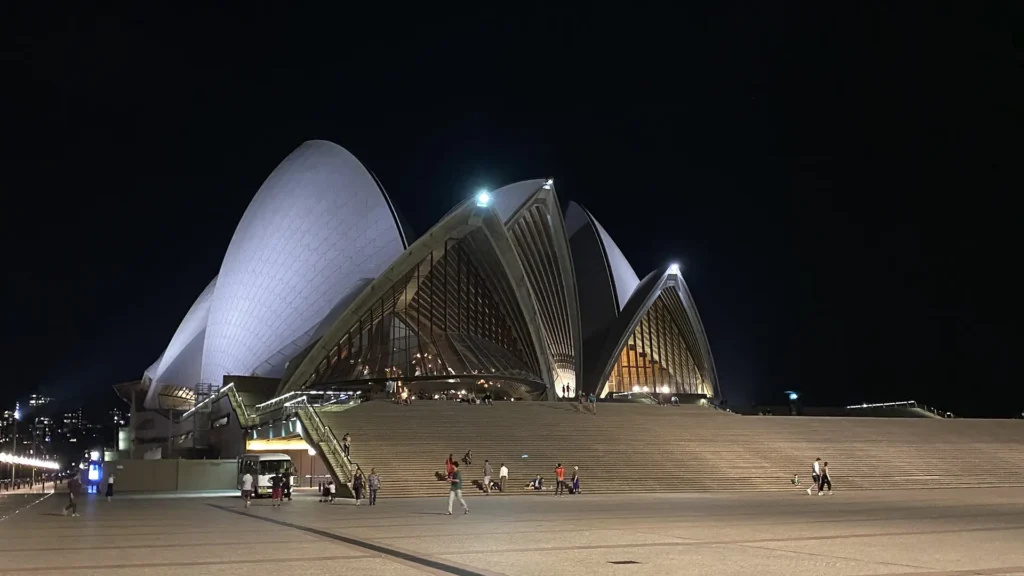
[3, 4, 1021, 417]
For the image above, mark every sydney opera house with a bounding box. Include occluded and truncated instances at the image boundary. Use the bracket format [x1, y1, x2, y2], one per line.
[118, 140, 718, 458]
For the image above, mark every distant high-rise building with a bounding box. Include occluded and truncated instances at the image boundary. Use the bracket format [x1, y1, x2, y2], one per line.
[0, 409, 15, 443]
[110, 407, 128, 427]
[29, 394, 54, 408]
[34, 416, 54, 443]
[62, 408, 83, 432]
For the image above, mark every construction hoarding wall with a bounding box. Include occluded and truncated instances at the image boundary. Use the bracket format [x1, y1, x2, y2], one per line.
[103, 459, 238, 492]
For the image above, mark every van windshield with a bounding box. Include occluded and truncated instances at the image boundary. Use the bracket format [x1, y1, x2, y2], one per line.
[258, 459, 293, 475]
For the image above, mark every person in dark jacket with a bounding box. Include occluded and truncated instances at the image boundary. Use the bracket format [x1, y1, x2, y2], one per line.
[352, 467, 365, 506]
[64, 474, 82, 517]
[270, 473, 284, 506]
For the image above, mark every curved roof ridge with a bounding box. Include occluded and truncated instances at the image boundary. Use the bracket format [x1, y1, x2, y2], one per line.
[568, 203, 640, 312]
[489, 179, 548, 224]
[201, 140, 406, 385]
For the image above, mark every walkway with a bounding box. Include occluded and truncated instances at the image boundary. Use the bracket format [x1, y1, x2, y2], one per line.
[2, 488, 1024, 575]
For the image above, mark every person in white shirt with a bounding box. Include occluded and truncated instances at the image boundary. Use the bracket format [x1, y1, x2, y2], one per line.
[499, 463, 509, 493]
[241, 471, 254, 507]
[105, 474, 116, 502]
[483, 460, 493, 494]
[808, 458, 822, 495]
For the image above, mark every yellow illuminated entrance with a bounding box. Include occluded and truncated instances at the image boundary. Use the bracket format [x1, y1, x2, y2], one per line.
[604, 290, 711, 396]
[246, 437, 312, 452]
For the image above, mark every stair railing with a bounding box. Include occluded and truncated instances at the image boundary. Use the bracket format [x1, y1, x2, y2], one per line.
[284, 397, 355, 485]
[177, 384, 357, 487]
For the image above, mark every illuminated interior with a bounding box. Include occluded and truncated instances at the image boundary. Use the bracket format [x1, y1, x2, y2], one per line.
[308, 233, 545, 391]
[603, 290, 711, 396]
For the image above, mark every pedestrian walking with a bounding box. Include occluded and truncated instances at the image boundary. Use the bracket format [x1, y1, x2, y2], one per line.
[818, 461, 833, 495]
[241, 470, 254, 507]
[368, 468, 381, 505]
[588, 393, 597, 415]
[807, 458, 822, 495]
[445, 454, 456, 479]
[342, 433, 352, 461]
[270, 472, 284, 506]
[446, 461, 469, 515]
[499, 463, 508, 492]
[482, 460, 493, 494]
[105, 474, 116, 502]
[353, 466, 365, 505]
[63, 474, 82, 517]
[571, 466, 580, 494]
[329, 479, 337, 502]
[554, 463, 566, 496]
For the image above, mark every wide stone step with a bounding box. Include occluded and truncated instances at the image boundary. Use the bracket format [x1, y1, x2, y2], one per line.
[314, 402, 1024, 498]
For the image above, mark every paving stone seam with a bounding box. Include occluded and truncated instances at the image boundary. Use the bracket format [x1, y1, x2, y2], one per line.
[429, 524, 1024, 556]
[731, 540, 937, 571]
[0, 492, 53, 523]
[841, 566, 1024, 576]
[0, 554, 377, 574]
[0, 536, 320, 552]
[205, 505, 1024, 535]
[208, 503, 499, 576]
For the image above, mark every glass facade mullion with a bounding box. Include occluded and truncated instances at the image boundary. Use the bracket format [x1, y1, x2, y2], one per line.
[659, 305, 667, 389]
[638, 317, 648, 389]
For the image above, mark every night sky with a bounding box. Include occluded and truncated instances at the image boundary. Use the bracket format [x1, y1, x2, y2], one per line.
[4, 5, 1021, 417]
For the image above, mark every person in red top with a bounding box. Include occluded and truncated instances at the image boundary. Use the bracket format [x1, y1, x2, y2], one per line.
[554, 463, 566, 497]
[445, 454, 456, 479]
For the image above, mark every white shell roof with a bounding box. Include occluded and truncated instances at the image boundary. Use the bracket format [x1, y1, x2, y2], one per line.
[589, 214, 640, 311]
[200, 140, 406, 385]
[143, 277, 217, 408]
[489, 179, 547, 224]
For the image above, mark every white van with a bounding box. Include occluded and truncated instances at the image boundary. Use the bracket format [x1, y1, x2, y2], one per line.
[238, 453, 294, 497]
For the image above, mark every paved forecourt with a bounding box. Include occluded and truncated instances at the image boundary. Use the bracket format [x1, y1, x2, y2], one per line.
[0, 489, 52, 522]
[2, 487, 1024, 575]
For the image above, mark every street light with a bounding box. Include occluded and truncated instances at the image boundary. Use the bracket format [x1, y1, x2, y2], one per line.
[475, 190, 491, 207]
[9, 403, 20, 488]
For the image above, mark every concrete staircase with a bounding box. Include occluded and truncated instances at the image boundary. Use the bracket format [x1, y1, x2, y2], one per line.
[317, 401, 1024, 498]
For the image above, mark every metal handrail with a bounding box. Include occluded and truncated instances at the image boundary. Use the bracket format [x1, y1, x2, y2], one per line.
[222, 385, 260, 428]
[176, 385, 356, 485]
[285, 397, 354, 484]
[847, 400, 955, 418]
[254, 391, 308, 411]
